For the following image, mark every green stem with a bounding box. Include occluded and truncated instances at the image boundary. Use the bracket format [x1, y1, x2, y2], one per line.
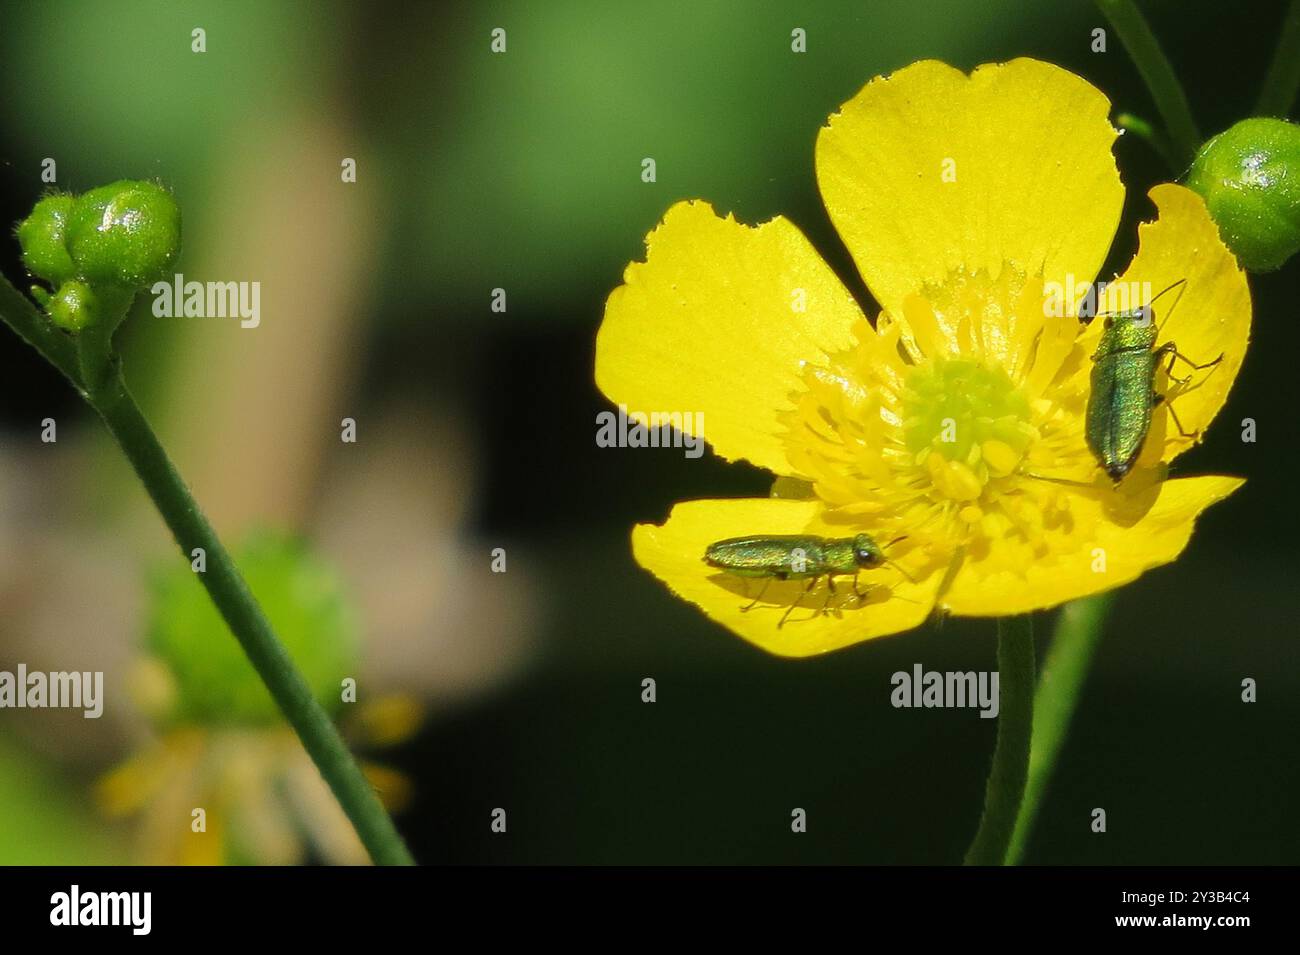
[0, 277, 81, 385]
[92, 366, 414, 865]
[1256, 0, 1300, 116]
[1, 278, 414, 866]
[1006, 593, 1111, 865]
[963, 614, 1035, 866]
[1116, 111, 1179, 171]
[1096, 0, 1201, 171]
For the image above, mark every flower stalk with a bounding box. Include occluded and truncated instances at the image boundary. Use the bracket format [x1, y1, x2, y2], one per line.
[1006, 593, 1112, 865]
[1257, 0, 1300, 117]
[1096, 0, 1201, 171]
[1, 180, 414, 866]
[89, 360, 414, 866]
[963, 614, 1035, 866]
[1115, 111, 1178, 172]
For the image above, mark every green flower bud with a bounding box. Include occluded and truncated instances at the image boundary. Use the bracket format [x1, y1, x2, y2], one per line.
[44, 280, 99, 332]
[1186, 118, 1300, 272]
[15, 193, 76, 285]
[146, 531, 359, 728]
[65, 179, 182, 288]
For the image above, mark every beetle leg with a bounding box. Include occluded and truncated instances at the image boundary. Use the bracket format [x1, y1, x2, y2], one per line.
[1164, 398, 1197, 438]
[1155, 343, 1192, 385]
[1161, 341, 1224, 386]
[819, 576, 839, 617]
[1167, 342, 1224, 371]
[779, 576, 819, 629]
[740, 576, 773, 613]
[812, 578, 837, 620]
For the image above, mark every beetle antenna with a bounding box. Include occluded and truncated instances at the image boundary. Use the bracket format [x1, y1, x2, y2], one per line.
[884, 558, 917, 584]
[1150, 277, 1188, 334]
[878, 535, 916, 583]
[1090, 276, 1186, 325]
[1016, 468, 1097, 488]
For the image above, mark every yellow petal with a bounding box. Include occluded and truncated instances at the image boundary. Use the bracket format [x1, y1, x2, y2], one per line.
[94, 728, 204, 817]
[596, 200, 865, 475]
[942, 475, 1243, 615]
[95, 748, 170, 817]
[816, 58, 1123, 316]
[352, 694, 425, 748]
[362, 762, 414, 814]
[180, 811, 225, 866]
[1082, 184, 1251, 463]
[633, 498, 934, 656]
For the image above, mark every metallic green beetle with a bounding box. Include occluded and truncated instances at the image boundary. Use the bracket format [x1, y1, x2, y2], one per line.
[1085, 279, 1222, 483]
[703, 533, 894, 628]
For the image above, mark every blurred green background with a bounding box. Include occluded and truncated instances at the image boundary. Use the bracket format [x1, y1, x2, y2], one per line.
[0, 0, 1295, 864]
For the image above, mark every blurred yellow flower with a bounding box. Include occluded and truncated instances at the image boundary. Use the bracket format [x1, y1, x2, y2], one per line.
[95, 532, 422, 865]
[595, 59, 1251, 657]
[96, 695, 417, 866]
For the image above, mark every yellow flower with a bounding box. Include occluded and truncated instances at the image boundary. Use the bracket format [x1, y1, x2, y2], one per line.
[595, 59, 1251, 657]
[94, 533, 423, 865]
[95, 682, 420, 866]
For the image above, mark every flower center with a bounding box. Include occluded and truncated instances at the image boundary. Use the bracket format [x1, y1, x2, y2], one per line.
[780, 265, 1101, 571]
[901, 358, 1036, 502]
